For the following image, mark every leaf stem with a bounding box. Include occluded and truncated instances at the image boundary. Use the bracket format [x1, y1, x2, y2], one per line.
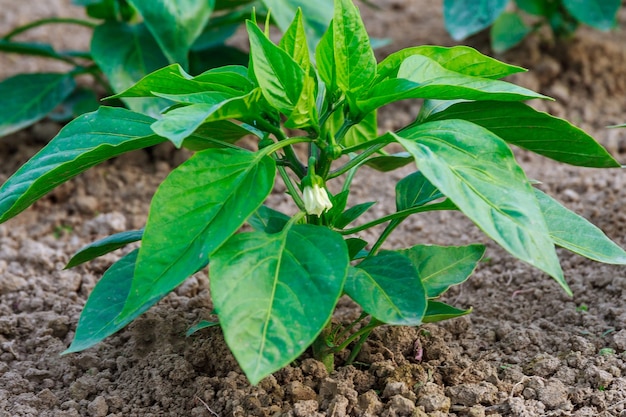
[328, 142, 388, 180]
[336, 200, 455, 235]
[277, 165, 305, 211]
[3, 18, 97, 40]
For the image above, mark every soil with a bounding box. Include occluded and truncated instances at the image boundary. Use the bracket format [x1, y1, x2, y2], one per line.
[2, 1, 626, 416]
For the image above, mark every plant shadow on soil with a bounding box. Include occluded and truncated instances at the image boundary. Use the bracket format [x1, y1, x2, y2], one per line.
[2, 0, 626, 416]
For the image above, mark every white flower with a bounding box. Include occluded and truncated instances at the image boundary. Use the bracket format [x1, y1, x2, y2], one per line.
[302, 183, 333, 216]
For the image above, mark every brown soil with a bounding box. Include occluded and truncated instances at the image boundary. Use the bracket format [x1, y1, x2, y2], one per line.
[2, 1, 626, 416]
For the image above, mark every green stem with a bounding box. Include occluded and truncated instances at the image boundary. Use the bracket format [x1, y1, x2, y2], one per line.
[369, 218, 403, 256]
[337, 200, 453, 235]
[345, 329, 374, 365]
[332, 320, 380, 354]
[335, 312, 369, 342]
[262, 136, 312, 158]
[277, 165, 305, 212]
[328, 142, 388, 180]
[3, 18, 97, 40]
[341, 134, 394, 155]
[255, 118, 307, 177]
[334, 119, 354, 146]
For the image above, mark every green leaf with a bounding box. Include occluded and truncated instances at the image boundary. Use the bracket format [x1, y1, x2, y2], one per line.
[423, 101, 620, 168]
[328, 108, 377, 148]
[111, 64, 253, 100]
[91, 22, 170, 116]
[182, 120, 260, 151]
[64, 250, 147, 353]
[186, 320, 219, 337]
[334, 202, 376, 229]
[515, 0, 551, 16]
[392, 120, 568, 294]
[535, 189, 626, 264]
[248, 205, 290, 234]
[151, 89, 265, 147]
[315, 21, 337, 96]
[422, 300, 472, 323]
[0, 107, 165, 223]
[398, 244, 485, 298]
[346, 237, 368, 260]
[211, 224, 348, 385]
[377, 45, 526, 82]
[246, 20, 304, 116]
[279, 8, 311, 70]
[358, 55, 549, 115]
[396, 171, 445, 211]
[119, 148, 276, 323]
[262, 0, 333, 51]
[562, 0, 620, 30]
[285, 69, 319, 131]
[128, 0, 215, 68]
[345, 251, 427, 325]
[491, 12, 532, 53]
[333, 0, 376, 95]
[0, 73, 76, 137]
[443, 0, 509, 40]
[66, 229, 144, 269]
[365, 152, 414, 172]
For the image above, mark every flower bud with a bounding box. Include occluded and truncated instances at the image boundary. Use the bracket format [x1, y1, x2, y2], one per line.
[302, 183, 333, 217]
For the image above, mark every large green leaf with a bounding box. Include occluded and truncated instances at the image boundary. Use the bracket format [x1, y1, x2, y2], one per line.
[563, 0, 620, 30]
[333, 0, 376, 95]
[0, 107, 164, 223]
[119, 148, 275, 322]
[262, 0, 333, 51]
[128, 0, 214, 68]
[64, 250, 146, 353]
[66, 229, 144, 269]
[0, 73, 76, 137]
[211, 224, 348, 384]
[423, 101, 620, 168]
[392, 120, 568, 294]
[535, 189, 626, 264]
[246, 21, 304, 116]
[345, 251, 427, 326]
[443, 0, 509, 40]
[358, 55, 549, 115]
[376, 45, 525, 82]
[91, 22, 169, 116]
[398, 244, 485, 298]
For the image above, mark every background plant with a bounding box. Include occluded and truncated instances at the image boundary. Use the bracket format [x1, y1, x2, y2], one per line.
[0, 0, 333, 137]
[443, 0, 621, 53]
[1, 0, 625, 385]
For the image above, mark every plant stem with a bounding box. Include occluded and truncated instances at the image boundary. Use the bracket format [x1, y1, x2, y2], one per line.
[328, 142, 388, 180]
[255, 118, 307, 178]
[369, 219, 403, 256]
[336, 200, 454, 235]
[277, 165, 305, 211]
[340, 133, 394, 155]
[3, 18, 97, 40]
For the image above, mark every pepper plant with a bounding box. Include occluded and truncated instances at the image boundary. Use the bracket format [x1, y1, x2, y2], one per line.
[0, 0, 333, 137]
[444, 0, 621, 53]
[1, 0, 625, 385]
